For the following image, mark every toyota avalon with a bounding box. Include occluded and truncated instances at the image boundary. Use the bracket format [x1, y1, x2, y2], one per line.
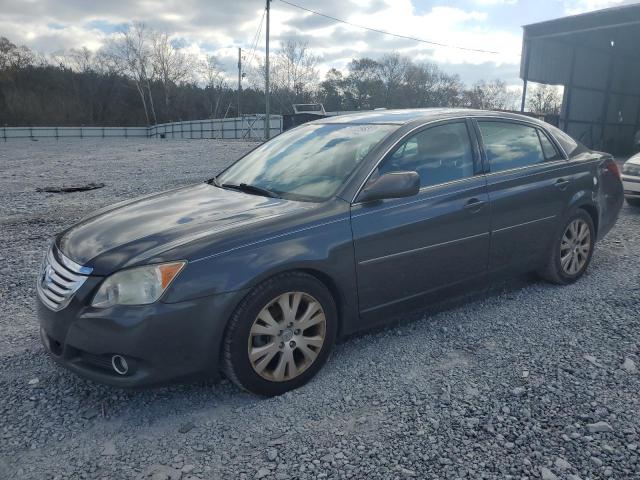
[37, 109, 623, 396]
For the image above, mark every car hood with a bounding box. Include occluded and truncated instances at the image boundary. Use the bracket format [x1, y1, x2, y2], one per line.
[57, 183, 308, 274]
[626, 153, 640, 165]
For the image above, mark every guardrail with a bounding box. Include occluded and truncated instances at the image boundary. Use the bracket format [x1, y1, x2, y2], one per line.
[1, 115, 283, 141]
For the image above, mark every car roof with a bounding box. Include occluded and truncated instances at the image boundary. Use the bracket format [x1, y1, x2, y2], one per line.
[313, 108, 548, 127]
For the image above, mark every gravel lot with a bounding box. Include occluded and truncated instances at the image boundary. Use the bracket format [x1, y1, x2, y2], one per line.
[1, 139, 639, 480]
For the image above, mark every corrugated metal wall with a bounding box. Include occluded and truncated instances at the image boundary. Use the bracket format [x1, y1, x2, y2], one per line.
[148, 116, 282, 140]
[524, 36, 640, 154]
[1, 116, 283, 141]
[1, 126, 148, 140]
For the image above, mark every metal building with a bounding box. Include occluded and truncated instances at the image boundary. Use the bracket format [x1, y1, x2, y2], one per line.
[520, 4, 640, 155]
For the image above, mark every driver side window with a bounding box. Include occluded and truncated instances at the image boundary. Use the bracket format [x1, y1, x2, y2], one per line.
[379, 122, 475, 188]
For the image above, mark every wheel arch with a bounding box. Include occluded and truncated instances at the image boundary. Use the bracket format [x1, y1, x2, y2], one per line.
[296, 267, 346, 337]
[566, 189, 600, 238]
[223, 266, 349, 344]
[577, 203, 599, 237]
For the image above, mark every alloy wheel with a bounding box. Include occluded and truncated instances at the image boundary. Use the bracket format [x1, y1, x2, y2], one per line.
[560, 218, 591, 276]
[248, 292, 326, 382]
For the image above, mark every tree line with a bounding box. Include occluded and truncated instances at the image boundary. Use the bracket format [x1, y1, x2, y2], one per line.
[0, 27, 561, 127]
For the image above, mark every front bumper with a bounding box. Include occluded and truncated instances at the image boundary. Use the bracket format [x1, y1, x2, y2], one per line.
[37, 282, 248, 387]
[622, 174, 640, 198]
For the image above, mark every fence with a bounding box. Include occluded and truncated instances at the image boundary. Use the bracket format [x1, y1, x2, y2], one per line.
[1, 126, 148, 140]
[1, 115, 283, 141]
[148, 115, 282, 140]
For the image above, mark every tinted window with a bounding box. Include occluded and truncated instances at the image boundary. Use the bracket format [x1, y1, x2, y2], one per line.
[217, 123, 396, 202]
[479, 122, 545, 172]
[547, 124, 582, 156]
[379, 123, 475, 188]
[538, 130, 562, 161]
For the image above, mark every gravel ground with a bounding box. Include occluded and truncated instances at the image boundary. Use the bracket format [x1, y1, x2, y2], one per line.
[1, 138, 639, 480]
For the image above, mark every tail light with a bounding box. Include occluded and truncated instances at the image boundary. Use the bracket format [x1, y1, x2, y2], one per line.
[604, 159, 621, 179]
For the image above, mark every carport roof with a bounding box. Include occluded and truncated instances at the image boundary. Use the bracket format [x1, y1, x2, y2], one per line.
[523, 4, 640, 59]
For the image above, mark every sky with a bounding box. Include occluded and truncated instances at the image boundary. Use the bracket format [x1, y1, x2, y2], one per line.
[0, 0, 637, 87]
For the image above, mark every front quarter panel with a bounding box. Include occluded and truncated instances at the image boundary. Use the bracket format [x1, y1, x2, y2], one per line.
[161, 199, 359, 334]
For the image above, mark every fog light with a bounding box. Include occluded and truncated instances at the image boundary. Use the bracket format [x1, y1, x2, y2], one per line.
[111, 355, 129, 375]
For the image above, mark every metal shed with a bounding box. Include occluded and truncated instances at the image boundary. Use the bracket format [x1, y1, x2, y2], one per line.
[521, 4, 640, 155]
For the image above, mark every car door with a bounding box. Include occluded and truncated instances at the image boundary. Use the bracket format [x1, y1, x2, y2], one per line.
[350, 120, 491, 319]
[473, 119, 573, 274]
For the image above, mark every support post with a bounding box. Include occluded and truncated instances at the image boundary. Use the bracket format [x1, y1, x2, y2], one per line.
[599, 53, 615, 151]
[265, 0, 271, 140]
[520, 40, 531, 113]
[238, 47, 242, 118]
[562, 45, 577, 133]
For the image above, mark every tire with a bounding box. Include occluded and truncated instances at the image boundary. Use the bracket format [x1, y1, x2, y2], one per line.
[626, 197, 640, 208]
[222, 271, 337, 396]
[538, 209, 595, 285]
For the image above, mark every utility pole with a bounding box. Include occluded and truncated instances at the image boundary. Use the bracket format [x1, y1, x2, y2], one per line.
[237, 47, 242, 117]
[264, 0, 271, 139]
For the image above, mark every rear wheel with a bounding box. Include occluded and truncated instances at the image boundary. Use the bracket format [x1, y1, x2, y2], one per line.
[538, 210, 595, 285]
[222, 272, 337, 396]
[626, 197, 640, 207]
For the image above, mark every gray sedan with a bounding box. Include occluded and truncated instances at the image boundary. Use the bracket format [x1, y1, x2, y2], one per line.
[37, 109, 623, 396]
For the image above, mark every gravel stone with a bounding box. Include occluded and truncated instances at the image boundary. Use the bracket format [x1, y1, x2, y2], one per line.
[587, 421, 614, 433]
[267, 448, 278, 462]
[135, 464, 182, 480]
[540, 467, 558, 480]
[554, 457, 572, 470]
[101, 441, 117, 456]
[622, 357, 638, 373]
[1, 140, 639, 480]
[255, 467, 270, 479]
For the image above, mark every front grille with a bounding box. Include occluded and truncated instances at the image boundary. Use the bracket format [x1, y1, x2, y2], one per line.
[37, 247, 92, 311]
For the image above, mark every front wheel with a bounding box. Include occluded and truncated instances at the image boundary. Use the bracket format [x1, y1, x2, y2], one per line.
[626, 197, 640, 208]
[222, 272, 337, 396]
[538, 210, 595, 285]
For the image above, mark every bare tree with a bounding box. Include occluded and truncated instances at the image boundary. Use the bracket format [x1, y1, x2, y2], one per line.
[464, 79, 518, 111]
[527, 84, 562, 115]
[0, 37, 34, 71]
[200, 55, 228, 118]
[105, 23, 157, 124]
[256, 38, 319, 111]
[378, 53, 410, 107]
[343, 58, 384, 110]
[67, 47, 94, 72]
[151, 32, 195, 114]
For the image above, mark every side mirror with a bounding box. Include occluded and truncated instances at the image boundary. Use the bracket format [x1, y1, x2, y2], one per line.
[357, 171, 420, 203]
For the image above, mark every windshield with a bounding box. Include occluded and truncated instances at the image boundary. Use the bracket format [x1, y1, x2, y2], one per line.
[216, 123, 396, 202]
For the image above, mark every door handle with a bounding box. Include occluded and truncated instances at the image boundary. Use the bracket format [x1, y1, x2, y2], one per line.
[464, 198, 485, 213]
[555, 178, 570, 190]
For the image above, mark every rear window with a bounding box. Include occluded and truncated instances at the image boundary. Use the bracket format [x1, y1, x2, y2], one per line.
[478, 121, 545, 172]
[546, 124, 584, 156]
[537, 130, 562, 161]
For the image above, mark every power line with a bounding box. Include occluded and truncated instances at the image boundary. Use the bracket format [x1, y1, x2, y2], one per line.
[277, 0, 507, 55]
[245, 8, 266, 70]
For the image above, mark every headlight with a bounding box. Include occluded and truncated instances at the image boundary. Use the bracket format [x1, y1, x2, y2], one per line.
[91, 262, 185, 308]
[622, 163, 640, 176]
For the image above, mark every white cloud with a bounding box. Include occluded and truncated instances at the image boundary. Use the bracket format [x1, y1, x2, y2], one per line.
[0, 0, 523, 86]
[564, 0, 632, 15]
[474, 0, 517, 5]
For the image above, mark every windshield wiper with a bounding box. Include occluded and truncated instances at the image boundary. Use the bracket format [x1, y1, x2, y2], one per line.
[206, 176, 221, 187]
[221, 182, 279, 198]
